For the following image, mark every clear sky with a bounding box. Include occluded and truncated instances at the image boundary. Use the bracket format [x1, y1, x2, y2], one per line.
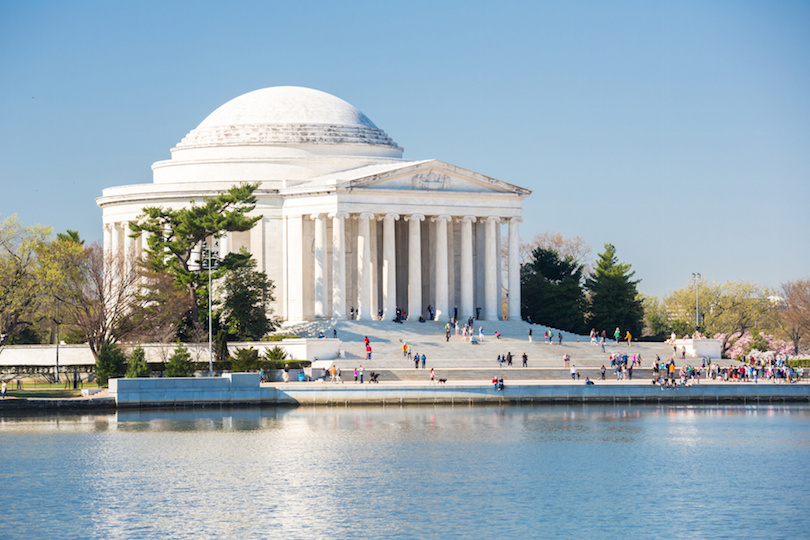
[1, 0, 808, 299]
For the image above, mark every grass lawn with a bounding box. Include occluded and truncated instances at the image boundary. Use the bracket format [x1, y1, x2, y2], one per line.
[6, 389, 84, 398]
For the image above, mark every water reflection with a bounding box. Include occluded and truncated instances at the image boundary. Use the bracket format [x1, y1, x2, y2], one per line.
[0, 404, 808, 539]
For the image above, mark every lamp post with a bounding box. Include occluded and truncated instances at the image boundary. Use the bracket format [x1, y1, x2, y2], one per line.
[692, 273, 701, 331]
[202, 240, 219, 377]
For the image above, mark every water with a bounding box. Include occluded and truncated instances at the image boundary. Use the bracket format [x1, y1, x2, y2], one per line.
[1, 405, 809, 539]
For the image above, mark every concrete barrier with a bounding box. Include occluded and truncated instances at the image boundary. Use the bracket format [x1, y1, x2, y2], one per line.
[107, 373, 810, 408]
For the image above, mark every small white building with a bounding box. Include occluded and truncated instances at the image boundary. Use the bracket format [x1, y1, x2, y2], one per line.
[97, 86, 530, 323]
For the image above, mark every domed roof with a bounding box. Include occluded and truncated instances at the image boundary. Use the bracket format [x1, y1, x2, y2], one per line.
[175, 86, 400, 150]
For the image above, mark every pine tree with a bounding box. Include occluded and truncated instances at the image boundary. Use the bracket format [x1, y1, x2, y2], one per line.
[165, 342, 194, 377]
[96, 342, 126, 386]
[585, 243, 644, 338]
[126, 346, 149, 378]
[521, 247, 586, 333]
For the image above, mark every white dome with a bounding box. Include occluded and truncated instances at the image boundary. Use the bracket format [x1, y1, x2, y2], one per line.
[175, 86, 400, 150]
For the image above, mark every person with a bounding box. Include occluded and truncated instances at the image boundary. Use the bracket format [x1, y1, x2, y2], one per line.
[570, 365, 577, 380]
[563, 354, 570, 367]
[522, 353, 528, 367]
[336, 366, 342, 383]
[492, 376, 498, 389]
[498, 377, 504, 391]
[330, 365, 337, 383]
[421, 354, 426, 369]
[528, 328, 532, 342]
[497, 354, 502, 367]
[318, 331, 324, 339]
[558, 332, 562, 345]
[260, 368, 265, 383]
[600, 335, 606, 353]
[585, 377, 594, 385]
[614, 327, 621, 343]
[283, 363, 290, 383]
[359, 365, 364, 384]
[430, 368, 435, 382]
[600, 364, 606, 380]
[354, 366, 359, 383]
[1, 380, 6, 399]
[495, 331, 501, 340]
[446, 327, 451, 342]
[333, 329, 337, 339]
[414, 354, 419, 369]
[366, 344, 372, 361]
[479, 326, 484, 342]
[625, 331, 632, 346]
[506, 352, 512, 367]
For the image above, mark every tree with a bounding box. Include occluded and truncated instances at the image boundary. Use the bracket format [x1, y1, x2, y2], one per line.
[775, 278, 810, 355]
[662, 280, 775, 356]
[130, 183, 261, 329]
[122, 266, 195, 344]
[47, 241, 140, 359]
[126, 346, 149, 378]
[230, 347, 260, 372]
[520, 232, 591, 268]
[165, 343, 194, 377]
[96, 341, 126, 387]
[220, 252, 277, 340]
[585, 243, 644, 338]
[0, 215, 51, 343]
[521, 247, 586, 333]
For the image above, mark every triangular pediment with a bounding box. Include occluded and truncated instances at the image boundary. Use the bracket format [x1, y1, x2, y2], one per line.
[341, 160, 531, 196]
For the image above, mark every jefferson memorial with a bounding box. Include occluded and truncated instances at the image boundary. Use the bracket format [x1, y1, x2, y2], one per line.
[97, 87, 530, 323]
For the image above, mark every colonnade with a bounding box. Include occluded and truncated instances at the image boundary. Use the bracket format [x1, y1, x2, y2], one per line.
[309, 212, 521, 322]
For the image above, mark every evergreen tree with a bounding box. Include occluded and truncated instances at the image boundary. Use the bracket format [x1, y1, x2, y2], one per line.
[126, 346, 149, 378]
[221, 252, 277, 340]
[96, 341, 126, 387]
[165, 342, 194, 377]
[521, 247, 586, 333]
[585, 243, 644, 337]
[130, 183, 261, 329]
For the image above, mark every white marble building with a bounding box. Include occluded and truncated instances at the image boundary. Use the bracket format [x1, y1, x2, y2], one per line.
[97, 86, 530, 323]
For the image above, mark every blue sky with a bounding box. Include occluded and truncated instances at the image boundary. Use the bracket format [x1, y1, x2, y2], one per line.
[1, 0, 808, 298]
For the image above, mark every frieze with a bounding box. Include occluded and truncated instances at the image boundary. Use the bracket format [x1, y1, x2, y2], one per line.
[412, 170, 450, 190]
[177, 123, 400, 149]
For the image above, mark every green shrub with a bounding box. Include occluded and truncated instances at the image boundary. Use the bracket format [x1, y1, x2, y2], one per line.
[165, 343, 194, 377]
[126, 346, 149, 378]
[788, 359, 810, 367]
[262, 334, 301, 341]
[261, 359, 311, 370]
[231, 347, 260, 372]
[96, 342, 126, 387]
[263, 346, 288, 362]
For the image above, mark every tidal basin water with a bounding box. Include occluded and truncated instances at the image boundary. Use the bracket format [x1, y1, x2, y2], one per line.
[2, 405, 809, 539]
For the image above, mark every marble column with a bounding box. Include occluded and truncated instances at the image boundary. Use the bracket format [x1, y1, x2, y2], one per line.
[382, 213, 399, 320]
[407, 214, 425, 320]
[219, 232, 230, 258]
[103, 224, 112, 257]
[484, 216, 499, 321]
[311, 213, 327, 318]
[110, 223, 121, 260]
[357, 213, 374, 321]
[433, 215, 451, 320]
[331, 212, 348, 319]
[460, 216, 476, 320]
[140, 230, 150, 259]
[123, 223, 135, 277]
[507, 217, 522, 321]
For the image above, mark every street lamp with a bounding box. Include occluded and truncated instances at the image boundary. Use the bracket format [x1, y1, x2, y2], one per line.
[202, 240, 219, 377]
[692, 273, 701, 332]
